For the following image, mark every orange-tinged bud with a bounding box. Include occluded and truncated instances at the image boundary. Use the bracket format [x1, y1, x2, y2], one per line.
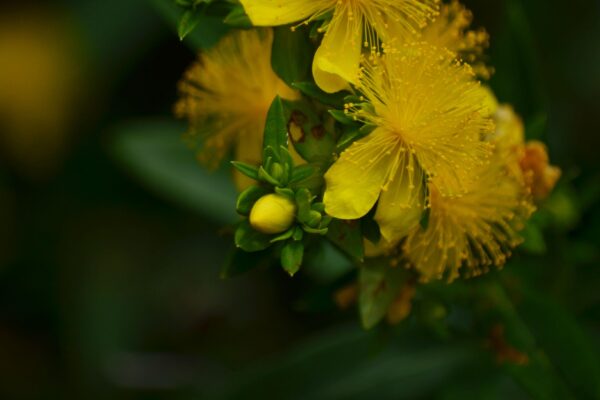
[520, 141, 561, 200]
[249, 194, 296, 234]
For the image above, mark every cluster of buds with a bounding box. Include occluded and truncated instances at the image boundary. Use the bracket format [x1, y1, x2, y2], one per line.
[233, 138, 331, 276]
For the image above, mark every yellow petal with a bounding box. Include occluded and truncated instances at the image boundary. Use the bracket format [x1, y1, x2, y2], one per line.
[240, 0, 327, 26]
[312, 7, 362, 93]
[375, 154, 425, 245]
[324, 129, 397, 219]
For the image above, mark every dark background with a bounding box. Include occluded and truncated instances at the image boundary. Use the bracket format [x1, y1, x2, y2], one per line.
[1, 0, 599, 398]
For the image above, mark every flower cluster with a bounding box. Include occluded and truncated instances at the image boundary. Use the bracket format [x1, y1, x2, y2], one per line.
[176, 0, 560, 320]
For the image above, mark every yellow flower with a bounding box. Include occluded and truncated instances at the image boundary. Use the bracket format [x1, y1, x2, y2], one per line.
[239, 0, 440, 93]
[175, 29, 300, 190]
[402, 157, 534, 282]
[250, 194, 297, 234]
[323, 43, 494, 246]
[420, 0, 492, 78]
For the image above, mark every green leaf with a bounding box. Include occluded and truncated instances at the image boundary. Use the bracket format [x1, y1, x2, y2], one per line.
[271, 229, 295, 243]
[231, 161, 259, 180]
[359, 259, 407, 329]
[223, 4, 252, 28]
[109, 118, 237, 225]
[271, 26, 312, 86]
[235, 220, 272, 252]
[178, 9, 203, 41]
[258, 166, 280, 186]
[290, 164, 316, 184]
[236, 185, 269, 216]
[263, 96, 288, 161]
[281, 241, 304, 276]
[303, 226, 328, 235]
[291, 82, 345, 107]
[295, 188, 313, 224]
[151, 0, 230, 50]
[328, 109, 357, 125]
[336, 123, 375, 153]
[327, 219, 364, 262]
[274, 187, 294, 200]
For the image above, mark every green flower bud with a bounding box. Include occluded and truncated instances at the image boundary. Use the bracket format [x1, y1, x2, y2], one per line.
[269, 162, 284, 181]
[249, 194, 297, 234]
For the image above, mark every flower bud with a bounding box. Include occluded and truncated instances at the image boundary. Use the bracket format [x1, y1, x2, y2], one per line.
[520, 141, 561, 200]
[249, 194, 297, 234]
[269, 162, 284, 182]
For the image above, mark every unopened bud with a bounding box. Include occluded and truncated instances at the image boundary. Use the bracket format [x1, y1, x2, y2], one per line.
[269, 162, 284, 181]
[520, 141, 561, 200]
[249, 194, 296, 234]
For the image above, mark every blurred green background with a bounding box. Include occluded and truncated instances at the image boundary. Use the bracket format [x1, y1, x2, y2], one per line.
[1, 0, 599, 399]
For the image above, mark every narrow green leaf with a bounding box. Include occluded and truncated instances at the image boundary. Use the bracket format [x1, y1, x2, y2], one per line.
[223, 4, 252, 28]
[293, 227, 304, 241]
[263, 96, 288, 161]
[291, 82, 345, 107]
[336, 124, 375, 153]
[231, 161, 259, 180]
[151, 0, 230, 50]
[303, 226, 328, 235]
[281, 241, 304, 276]
[274, 187, 295, 200]
[235, 220, 272, 252]
[258, 166, 280, 186]
[290, 164, 316, 184]
[328, 109, 357, 125]
[271, 229, 295, 243]
[295, 188, 313, 223]
[178, 9, 202, 40]
[236, 185, 269, 216]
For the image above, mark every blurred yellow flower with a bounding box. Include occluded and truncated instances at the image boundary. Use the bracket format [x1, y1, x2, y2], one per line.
[239, 0, 440, 93]
[323, 43, 494, 245]
[420, 0, 492, 78]
[175, 29, 300, 190]
[0, 12, 80, 179]
[402, 155, 534, 282]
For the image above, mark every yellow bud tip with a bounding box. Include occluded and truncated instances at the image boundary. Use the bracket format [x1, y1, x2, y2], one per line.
[249, 194, 297, 235]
